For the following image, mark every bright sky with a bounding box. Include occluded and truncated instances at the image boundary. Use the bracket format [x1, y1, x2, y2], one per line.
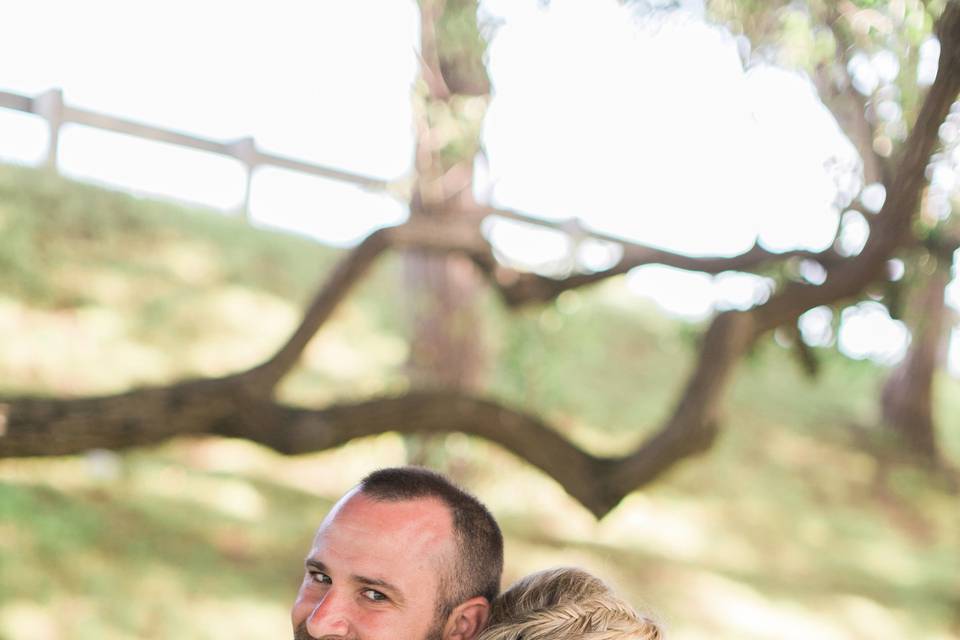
[0, 0, 957, 373]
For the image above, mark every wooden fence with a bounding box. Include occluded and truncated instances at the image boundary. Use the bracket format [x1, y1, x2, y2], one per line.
[0, 87, 392, 221]
[0, 87, 624, 252]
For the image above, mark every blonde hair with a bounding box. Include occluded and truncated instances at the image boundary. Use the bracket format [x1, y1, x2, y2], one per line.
[477, 567, 662, 640]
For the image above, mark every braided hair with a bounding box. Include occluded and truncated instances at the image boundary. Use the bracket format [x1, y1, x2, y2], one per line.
[477, 567, 662, 640]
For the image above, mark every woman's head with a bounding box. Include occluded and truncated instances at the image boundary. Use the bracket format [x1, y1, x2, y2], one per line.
[477, 567, 661, 640]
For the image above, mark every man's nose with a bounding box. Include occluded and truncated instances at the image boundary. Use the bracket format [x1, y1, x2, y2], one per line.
[306, 589, 352, 638]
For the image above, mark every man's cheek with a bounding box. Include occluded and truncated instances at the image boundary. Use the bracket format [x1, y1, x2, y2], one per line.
[291, 594, 315, 629]
[358, 608, 399, 634]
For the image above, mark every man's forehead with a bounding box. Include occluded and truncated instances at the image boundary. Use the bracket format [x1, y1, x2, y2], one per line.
[312, 491, 456, 556]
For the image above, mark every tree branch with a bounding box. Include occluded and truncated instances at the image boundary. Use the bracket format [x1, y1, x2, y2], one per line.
[606, 310, 758, 498]
[821, 4, 896, 188]
[238, 227, 392, 392]
[754, 4, 960, 332]
[217, 392, 617, 516]
[0, 379, 239, 457]
[469, 230, 844, 308]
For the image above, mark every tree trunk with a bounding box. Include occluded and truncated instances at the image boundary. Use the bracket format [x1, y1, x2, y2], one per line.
[404, 0, 489, 392]
[881, 255, 953, 460]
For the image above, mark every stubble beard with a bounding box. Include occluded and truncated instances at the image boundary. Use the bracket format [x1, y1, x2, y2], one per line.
[293, 617, 445, 640]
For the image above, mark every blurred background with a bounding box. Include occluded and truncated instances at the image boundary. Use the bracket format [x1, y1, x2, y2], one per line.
[1, 0, 959, 638]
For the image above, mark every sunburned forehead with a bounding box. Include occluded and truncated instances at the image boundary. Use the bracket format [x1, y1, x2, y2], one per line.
[310, 491, 456, 577]
[319, 490, 454, 536]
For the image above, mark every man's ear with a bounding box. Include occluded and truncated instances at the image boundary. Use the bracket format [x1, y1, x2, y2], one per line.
[442, 596, 491, 640]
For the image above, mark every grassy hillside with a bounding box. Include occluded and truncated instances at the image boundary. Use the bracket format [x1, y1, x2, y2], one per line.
[0, 163, 958, 640]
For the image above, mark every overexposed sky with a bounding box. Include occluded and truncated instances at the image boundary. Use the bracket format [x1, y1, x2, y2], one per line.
[0, 0, 419, 243]
[0, 0, 955, 371]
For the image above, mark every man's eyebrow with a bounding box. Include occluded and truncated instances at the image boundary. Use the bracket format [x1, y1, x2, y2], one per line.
[352, 574, 401, 593]
[305, 559, 327, 572]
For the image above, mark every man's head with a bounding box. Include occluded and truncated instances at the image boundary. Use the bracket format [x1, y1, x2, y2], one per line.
[291, 466, 504, 640]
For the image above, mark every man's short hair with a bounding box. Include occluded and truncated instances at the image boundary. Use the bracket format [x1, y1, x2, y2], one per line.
[359, 466, 504, 616]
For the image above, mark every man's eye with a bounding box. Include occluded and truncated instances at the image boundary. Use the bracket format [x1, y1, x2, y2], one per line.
[309, 572, 332, 585]
[361, 589, 388, 602]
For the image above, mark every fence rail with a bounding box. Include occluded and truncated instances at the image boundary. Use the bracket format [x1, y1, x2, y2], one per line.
[0, 88, 391, 220]
[0, 87, 626, 251]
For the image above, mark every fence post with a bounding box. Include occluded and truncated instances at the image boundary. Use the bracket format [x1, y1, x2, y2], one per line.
[561, 216, 586, 273]
[34, 88, 64, 171]
[228, 136, 258, 222]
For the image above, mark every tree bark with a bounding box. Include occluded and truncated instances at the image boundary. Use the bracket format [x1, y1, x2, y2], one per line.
[404, 0, 489, 392]
[881, 257, 953, 459]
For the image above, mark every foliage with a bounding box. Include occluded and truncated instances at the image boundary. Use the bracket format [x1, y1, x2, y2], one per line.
[433, 0, 493, 95]
[0, 165, 336, 309]
[0, 164, 958, 639]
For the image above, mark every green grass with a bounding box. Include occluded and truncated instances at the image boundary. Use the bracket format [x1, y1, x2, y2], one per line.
[0, 162, 958, 640]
